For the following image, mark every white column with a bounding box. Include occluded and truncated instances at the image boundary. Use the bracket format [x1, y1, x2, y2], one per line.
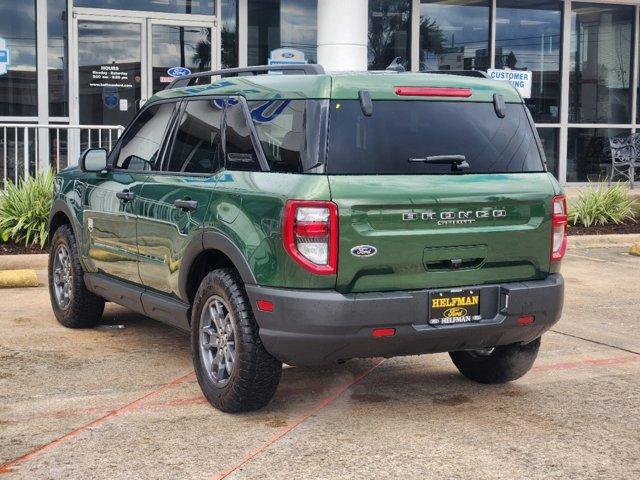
[317, 0, 368, 71]
[411, 0, 420, 71]
[238, 0, 248, 67]
[558, 0, 572, 186]
[36, 0, 50, 172]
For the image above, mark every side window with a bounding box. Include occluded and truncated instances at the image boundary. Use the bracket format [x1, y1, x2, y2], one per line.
[115, 102, 176, 171]
[164, 99, 224, 174]
[224, 99, 261, 171]
[248, 99, 305, 173]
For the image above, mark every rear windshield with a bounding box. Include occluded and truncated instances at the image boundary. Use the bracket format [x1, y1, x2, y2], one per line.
[326, 100, 545, 175]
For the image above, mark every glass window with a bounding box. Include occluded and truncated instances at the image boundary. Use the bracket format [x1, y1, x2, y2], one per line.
[116, 103, 176, 170]
[567, 128, 629, 182]
[326, 101, 545, 175]
[224, 100, 261, 171]
[248, 99, 305, 173]
[495, 1, 562, 123]
[152, 25, 212, 94]
[537, 128, 559, 178]
[165, 100, 223, 174]
[248, 0, 279, 65]
[369, 0, 411, 70]
[74, 0, 215, 15]
[248, 0, 317, 66]
[221, 0, 239, 68]
[48, 0, 68, 117]
[0, 0, 37, 116]
[420, 0, 490, 72]
[281, 0, 316, 64]
[78, 21, 141, 127]
[569, 4, 634, 124]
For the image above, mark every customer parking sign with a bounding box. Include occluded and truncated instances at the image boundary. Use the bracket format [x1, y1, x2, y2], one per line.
[487, 69, 532, 99]
[0, 38, 10, 76]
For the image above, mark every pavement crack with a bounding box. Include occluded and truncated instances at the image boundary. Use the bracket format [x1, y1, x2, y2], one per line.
[550, 329, 640, 356]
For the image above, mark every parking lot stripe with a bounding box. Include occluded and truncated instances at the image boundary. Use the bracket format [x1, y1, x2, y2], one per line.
[0, 371, 195, 474]
[532, 355, 640, 372]
[551, 329, 640, 356]
[565, 252, 630, 267]
[209, 359, 385, 480]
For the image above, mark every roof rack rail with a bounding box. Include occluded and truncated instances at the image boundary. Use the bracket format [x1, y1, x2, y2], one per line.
[166, 64, 326, 90]
[422, 70, 489, 79]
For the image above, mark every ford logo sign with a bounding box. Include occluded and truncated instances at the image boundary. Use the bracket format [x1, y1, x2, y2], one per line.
[350, 245, 377, 258]
[444, 307, 468, 318]
[282, 52, 295, 58]
[167, 67, 192, 77]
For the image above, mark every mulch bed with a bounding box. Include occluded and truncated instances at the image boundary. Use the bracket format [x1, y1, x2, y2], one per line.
[0, 242, 47, 255]
[568, 220, 640, 236]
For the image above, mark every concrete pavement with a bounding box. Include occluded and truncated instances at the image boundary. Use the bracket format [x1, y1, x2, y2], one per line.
[1, 246, 639, 479]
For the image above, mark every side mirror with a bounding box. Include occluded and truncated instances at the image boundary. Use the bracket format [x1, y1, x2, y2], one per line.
[80, 148, 108, 172]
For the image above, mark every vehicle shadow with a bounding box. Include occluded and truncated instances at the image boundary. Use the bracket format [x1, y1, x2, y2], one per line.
[98, 306, 533, 414]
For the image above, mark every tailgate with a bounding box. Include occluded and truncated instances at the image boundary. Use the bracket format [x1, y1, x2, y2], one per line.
[330, 173, 556, 293]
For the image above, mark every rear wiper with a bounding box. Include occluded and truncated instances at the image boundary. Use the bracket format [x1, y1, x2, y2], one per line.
[408, 155, 469, 172]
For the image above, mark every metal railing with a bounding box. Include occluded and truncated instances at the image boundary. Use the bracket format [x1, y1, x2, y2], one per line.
[0, 124, 124, 189]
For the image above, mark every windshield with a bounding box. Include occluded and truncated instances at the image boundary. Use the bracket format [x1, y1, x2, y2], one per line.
[325, 100, 546, 175]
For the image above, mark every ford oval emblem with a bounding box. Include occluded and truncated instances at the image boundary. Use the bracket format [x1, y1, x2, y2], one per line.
[167, 66, 192, 77]
[351, 245, 377, 258]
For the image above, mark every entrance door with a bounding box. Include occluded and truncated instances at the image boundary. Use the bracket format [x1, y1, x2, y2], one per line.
[148, 20, 214, 95]
[76, 17, 145, 128]
[72, 14, 215, 131]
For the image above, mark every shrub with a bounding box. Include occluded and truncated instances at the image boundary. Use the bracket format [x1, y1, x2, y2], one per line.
[568, 184, 638, 228]
[0, 170, 54, 248]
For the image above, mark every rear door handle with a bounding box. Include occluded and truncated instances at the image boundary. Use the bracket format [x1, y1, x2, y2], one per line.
[116, 190, 135, 202]
[173, 199, 198, 212]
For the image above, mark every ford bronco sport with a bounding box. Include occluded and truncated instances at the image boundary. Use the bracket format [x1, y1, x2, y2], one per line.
[48, 65, 565, 413]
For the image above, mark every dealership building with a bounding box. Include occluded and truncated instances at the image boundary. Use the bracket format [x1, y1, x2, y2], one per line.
[1, 0, 640, 185]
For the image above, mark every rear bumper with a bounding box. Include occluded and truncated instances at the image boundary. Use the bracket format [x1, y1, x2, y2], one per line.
[246, 275, 564, 366]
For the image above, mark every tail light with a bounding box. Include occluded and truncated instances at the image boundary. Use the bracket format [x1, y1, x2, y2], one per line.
[551, 195, 568, 262]
[283, 200, 338, 275]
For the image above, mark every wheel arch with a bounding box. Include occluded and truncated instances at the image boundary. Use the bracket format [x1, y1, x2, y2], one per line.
[180, 231, 257, 304]
[49, 200, 79, 242]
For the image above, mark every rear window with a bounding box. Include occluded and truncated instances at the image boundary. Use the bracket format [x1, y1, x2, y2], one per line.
[326, 100, 545, 175]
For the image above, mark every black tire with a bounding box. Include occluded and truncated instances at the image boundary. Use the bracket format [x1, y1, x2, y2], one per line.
[449, 337, 541, 384]
[48, 224, 105, 328]
[191, 268, 282, 413]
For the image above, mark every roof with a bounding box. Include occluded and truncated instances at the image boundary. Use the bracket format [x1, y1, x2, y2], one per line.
[148, 71, 522, 105]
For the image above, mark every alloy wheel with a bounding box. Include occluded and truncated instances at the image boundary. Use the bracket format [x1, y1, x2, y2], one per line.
[53, 244, 73, 310]
[199, 295, 236, 387]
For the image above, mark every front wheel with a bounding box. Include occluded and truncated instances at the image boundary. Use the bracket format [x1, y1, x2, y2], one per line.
[48, 224, 105, 328]
[449, 337, 541, 384]
[191, 269, 282, 413]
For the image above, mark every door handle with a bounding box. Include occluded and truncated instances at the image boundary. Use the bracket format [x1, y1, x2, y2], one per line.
[116, 189, 135, 202]
[173, 199, 198, 211]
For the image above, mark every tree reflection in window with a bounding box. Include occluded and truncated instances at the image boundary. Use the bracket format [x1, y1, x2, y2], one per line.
[419, 0, 490, 72]
[368, 0, 412, 70]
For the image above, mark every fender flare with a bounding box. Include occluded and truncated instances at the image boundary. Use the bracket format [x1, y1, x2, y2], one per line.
[49, 199, 81, 242]
[178, 230, 257, 302]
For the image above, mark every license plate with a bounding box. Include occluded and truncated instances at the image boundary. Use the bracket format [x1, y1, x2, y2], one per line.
[429, 289, 481, 325]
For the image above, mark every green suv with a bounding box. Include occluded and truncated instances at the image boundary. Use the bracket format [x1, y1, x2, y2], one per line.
[48, 65, 566, 412]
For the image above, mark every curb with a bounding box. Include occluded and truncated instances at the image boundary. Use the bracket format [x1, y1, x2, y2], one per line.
[0, 253, 47, 271]
[568, 233, 640, 249]
[0, 269, 39, 288]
